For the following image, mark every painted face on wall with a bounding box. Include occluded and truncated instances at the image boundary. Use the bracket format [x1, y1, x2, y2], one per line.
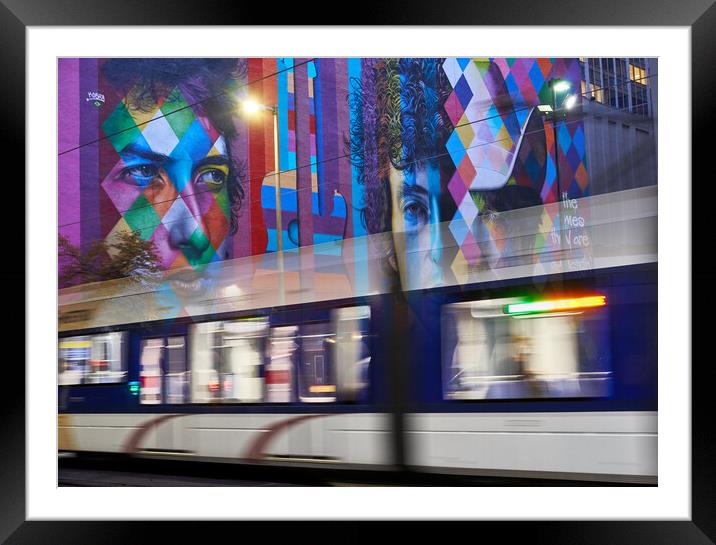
[101, 87, 232, 275]
[389, 162, 446, 291]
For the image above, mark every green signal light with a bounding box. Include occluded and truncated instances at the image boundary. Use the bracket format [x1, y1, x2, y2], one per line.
[505, 295, 606, 315]
[505, 301, 552, 314]
[129, 381, 140, 395]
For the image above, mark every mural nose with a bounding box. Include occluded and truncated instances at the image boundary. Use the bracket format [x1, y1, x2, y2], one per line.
[167, 196, 210, 256]
[168, 215, 194, 250]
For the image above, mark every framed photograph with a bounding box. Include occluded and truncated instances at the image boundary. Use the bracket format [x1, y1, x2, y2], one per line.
[10, 0, 708, 541]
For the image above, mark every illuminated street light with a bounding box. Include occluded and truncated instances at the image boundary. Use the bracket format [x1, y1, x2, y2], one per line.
[540, 77, 578, 261]
[239, 99, 285, 305]
[552, 80, 571, 93]
[545, 78, 577, 206]
[241, 100, 266, 114]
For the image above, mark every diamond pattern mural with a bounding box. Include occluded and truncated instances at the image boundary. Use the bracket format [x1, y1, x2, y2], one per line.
[441, 57, 589, 274]
[99, 83, 232, 293]
[60, 57, 594, 313]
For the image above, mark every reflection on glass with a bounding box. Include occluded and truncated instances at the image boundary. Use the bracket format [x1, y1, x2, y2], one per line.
[140, 338, 163, 405]
[58, 332, 126, 385]
[267, 326, 298, 403]
[442, 298, 611, 400]
[165, 336, 188, 404]
[57, 301, 400, 408]
[190, 318, 268, 403]
[298, 322, 336, 403]
[138, 336, 189, 405]
[333, 306, 371, 403]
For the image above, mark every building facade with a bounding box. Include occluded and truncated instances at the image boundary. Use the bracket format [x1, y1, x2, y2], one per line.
[578, 58, 658, 195]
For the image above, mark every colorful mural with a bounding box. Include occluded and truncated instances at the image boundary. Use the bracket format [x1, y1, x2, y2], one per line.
[58, 57, 590, 313]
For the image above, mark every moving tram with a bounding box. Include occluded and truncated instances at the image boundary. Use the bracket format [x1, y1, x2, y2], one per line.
[58, 187, 657, 483]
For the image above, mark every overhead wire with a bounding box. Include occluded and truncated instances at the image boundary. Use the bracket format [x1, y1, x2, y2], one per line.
[57, 71, 657, 232]
[55, 59, 656, 230]
[57, 57, 317, 157]
[57, 96, 655, 237]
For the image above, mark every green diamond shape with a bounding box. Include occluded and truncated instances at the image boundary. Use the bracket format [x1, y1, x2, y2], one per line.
[183, 228, 216, 270]
[123, 194, 160, 240]
[213, 188, 231, 219]
[102, 101, 142, 153]
[160, 87, 196, 140]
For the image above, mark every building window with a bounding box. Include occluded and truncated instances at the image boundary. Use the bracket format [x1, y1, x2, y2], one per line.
[630, 63, 647, 84]
[631, 84, 648, 116]
[58, 332, 127, 385]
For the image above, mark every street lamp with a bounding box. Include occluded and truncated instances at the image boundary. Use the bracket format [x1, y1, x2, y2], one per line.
[241, 99, 285, 305]
[542, 79, 578, 260]
[547, 78, 572, 206]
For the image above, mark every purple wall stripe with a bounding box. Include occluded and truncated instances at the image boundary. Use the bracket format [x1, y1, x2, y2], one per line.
[58, 59, 81, 246]
[317, 60, 338, 217]
[79, 58, 100, 251]
[294, 59, 314, 247]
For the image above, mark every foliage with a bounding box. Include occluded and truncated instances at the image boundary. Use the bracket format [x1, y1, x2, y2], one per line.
[58, 231, 162, 288]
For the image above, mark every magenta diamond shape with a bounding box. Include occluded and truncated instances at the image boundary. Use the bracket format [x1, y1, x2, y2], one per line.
[101, 158, 144, 214]
[460, 231, 482, 265]
[448, 170, 467, 206]
[444, 91, 465, 127]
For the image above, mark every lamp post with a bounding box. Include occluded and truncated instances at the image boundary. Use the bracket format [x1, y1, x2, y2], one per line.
[548, 78, 571, 206]
[543, 79, 576, 260]
[241, 100, 285, 305]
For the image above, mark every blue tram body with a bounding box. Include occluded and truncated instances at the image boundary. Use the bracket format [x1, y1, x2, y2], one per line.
[406, 263, 657, 413]
[59, 259, 657, 482]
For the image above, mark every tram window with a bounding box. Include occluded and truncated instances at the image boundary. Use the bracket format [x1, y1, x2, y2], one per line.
[441, 298, 611, 400]
[139, 336, 189, 405]
[266, 326, 298, 403]
[165, 337, 189, 404]
[332, 306, 371, 402]
[139, 338, 163, 405]
[298, 322, 337, 402]
[58, 332, 126, 385]
[190, 318, 268, 403]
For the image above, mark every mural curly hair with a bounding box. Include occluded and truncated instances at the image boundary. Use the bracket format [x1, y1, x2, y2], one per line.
[101, 58, 249, 234]
[347, 57, 454, 236]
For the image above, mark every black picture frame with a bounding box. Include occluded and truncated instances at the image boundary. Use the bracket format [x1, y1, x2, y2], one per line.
[9, 0, 710, 541]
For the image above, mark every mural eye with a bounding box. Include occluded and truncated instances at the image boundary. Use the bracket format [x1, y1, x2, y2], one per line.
[119, 164, 161, 185]
[403, 200, 429, 227]
[196, 168, 227, 189]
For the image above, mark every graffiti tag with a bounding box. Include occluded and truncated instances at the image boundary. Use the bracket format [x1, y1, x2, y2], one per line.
[86, 91, 105, 108]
